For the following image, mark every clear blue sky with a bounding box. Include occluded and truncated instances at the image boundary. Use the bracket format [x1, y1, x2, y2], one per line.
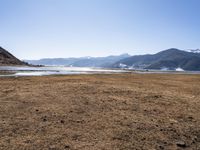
[0, 0, 200, 59]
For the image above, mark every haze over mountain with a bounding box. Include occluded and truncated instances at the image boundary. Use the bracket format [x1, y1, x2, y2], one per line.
[113, 48, 200, 71]
[25, 54, 130, 67]
[0, 47, 27, 66]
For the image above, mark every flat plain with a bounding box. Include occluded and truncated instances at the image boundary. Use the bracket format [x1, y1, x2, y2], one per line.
[0, 73, 200, 150]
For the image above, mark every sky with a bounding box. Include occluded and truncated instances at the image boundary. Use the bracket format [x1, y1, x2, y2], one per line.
[0, 0, 200, 59]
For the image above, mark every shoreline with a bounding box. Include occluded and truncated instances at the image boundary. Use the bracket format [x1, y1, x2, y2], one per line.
[0, 69, 200, 78]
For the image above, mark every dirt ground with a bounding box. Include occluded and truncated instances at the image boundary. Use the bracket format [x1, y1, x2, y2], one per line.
[0, 73, 200, 150]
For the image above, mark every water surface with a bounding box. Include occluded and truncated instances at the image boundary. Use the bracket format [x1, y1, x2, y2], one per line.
[0, 66, 129, 77]
[0, 66, 200, 77]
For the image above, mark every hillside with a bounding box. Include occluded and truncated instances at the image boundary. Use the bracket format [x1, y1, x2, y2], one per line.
[112, 48, 200, 71]
[0, 47, 28, 66]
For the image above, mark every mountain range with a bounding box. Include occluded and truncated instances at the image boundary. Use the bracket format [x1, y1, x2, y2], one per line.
[25, 54, 130, 67]
[112, 48, 200, 71]
[26, 48, 200, 71]
[1, 46, 200, 71]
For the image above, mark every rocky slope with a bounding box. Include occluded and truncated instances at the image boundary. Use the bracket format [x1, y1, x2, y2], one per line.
[0, 47, 28, 66]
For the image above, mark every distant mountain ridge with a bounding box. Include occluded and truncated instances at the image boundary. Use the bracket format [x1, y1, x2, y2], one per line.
[112, 48, 200, 71]
[25, 53, 130, 67]
[2, 46, 200, 71]
[0, 47, 28, 66]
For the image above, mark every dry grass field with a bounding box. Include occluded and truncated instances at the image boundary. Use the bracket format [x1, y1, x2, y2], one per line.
[0, 74, 200, 150]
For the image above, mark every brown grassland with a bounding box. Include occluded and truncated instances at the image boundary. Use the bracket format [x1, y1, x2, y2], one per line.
[0, 73, 200, 150]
